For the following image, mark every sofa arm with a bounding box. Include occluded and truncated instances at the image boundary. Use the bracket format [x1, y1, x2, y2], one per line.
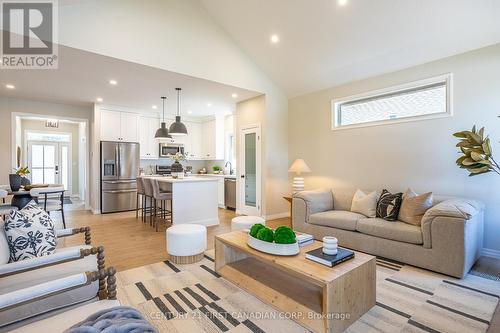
[0, 267, 116, 312]
[423, 199, 484, 221]
[421, 199, 484, 248]
[293, 190, 333, 216]
[0, 246, 104, 278]
[56, 227, 91, 245]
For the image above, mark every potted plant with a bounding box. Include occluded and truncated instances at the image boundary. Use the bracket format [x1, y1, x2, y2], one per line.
[453, 125, 498, 176]
[10, 166, 30, 191]
[212, 165, 221, 174]
[167, 152, 187, 178]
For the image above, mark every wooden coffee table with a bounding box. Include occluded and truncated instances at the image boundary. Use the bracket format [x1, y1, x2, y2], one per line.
[215, 231, 376, 333]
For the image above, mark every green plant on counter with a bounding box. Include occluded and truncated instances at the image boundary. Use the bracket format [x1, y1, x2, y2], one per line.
[453, 125, 499, 176]
[14, 166, 30, 177]
[249, 223, 265, 238]
[256, 227, 274, 243]
[274, 226, 296, 244]
[212, 165, 221, 172]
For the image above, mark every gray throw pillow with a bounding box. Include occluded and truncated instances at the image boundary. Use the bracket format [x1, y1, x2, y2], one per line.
[5, 201, 57, 262]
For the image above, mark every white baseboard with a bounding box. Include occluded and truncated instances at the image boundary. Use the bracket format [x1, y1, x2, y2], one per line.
[482, 248, 500, 259]
[264, 212, 290, 221]
[92, 209, 101, 215]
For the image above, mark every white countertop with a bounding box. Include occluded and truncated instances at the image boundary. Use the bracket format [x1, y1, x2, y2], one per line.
[192, 174, 237, 179]
[143, 175, 218, 183]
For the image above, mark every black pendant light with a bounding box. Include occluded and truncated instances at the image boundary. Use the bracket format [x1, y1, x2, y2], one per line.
[169, 87, 188, 136]
[155, 96, 172, 140]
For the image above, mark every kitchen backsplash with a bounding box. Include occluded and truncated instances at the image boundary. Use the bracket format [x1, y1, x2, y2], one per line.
[140, 159, 225, 175]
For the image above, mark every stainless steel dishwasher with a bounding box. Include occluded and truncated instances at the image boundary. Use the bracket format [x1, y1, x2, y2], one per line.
[224, 178, 236, 210]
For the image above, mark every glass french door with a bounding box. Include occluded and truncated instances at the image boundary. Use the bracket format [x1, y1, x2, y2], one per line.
[28, 141, 70, 191]
[239, 126, 261, 216]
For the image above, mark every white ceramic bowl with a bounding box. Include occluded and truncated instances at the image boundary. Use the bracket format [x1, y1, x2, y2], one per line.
[247, 235, 300, 256]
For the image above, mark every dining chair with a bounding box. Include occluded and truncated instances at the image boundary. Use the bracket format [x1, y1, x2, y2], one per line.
[29, 185, 66, 228]
[141, 178, 154, 226]
[0, 189, 18, 220]
[151, 179, 172, 232]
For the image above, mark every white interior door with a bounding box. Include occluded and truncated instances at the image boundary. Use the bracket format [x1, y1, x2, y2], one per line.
[28, 141, 71, 193]
[239, 125, 261, 216]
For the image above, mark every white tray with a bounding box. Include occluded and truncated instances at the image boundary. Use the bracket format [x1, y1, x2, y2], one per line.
[247, 235, 300, 256]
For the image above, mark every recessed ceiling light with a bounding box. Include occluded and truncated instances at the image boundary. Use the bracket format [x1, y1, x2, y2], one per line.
[207, 103, 212, 107]
[152, 105, 157, 109]
[187, 110, 192, 114]
[5, 84, 15, 89]
[109, 79, 117, 85]
[270, 34, 280, 44]
[96, 97, 103, 102]
[231, 93, 238, 98]
[338, 0, 348, 6]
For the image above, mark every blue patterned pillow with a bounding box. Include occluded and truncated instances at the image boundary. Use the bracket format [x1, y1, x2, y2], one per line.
[5, 201, 57, 262]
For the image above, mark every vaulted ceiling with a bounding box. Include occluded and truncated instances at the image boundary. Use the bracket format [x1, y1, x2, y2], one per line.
[200, 0, 500, 97]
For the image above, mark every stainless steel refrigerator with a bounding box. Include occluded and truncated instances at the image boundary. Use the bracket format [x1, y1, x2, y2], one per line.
[100, 141, 140, 214]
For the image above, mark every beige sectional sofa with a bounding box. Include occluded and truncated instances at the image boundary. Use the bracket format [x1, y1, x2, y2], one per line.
[292, 189, 484, 278]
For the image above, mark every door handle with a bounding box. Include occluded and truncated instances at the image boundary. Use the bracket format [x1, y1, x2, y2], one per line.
[240, 175, 245, 178]
[104, 180, 136, 184]
[103, 189, 137, 194]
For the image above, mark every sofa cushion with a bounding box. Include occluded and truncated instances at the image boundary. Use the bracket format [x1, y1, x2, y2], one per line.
[309, 210, 365, 231]
[399, 189, 433, 226]
[356, 218, 423, 244]
[5, 202, 57, 262]
[376, 189, 403, 221]
[351, 189, 378, 217]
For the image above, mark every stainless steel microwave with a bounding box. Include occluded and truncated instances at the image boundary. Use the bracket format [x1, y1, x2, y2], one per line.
[159, 143, 184, 157]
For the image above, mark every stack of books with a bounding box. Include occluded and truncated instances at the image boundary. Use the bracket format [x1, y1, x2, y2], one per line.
[305, 247, 355, 267]
[296, 233, 314, 247]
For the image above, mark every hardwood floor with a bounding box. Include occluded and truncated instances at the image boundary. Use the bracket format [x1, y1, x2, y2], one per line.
[57, 209, 290, 272]
[55, 208, 500, 331]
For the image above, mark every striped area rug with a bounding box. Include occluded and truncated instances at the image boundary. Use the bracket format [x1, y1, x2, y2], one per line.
[115, 253, 500, 333]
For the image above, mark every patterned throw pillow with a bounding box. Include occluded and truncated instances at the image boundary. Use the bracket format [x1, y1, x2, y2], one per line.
[376, 189, 403, 221]
[5, 201, 57, 262]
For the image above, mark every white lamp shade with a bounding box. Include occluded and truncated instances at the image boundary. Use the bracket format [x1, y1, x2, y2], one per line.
[288, 159, 311, 174]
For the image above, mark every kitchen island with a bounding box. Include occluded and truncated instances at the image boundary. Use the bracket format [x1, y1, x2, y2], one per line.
[144, 176, 219, 226]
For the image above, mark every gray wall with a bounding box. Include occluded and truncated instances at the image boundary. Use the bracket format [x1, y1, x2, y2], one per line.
[289, 43, 500, 253]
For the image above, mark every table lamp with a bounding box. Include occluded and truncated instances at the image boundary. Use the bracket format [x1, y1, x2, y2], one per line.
[288, 159, 311, 193]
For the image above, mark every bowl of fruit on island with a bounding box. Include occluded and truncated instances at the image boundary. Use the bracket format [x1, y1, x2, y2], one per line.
[246, 224, 300, 256]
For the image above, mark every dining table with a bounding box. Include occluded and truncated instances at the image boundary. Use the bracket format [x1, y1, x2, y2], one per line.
[6, 184, 61, 210]
[9, 189, 34, 209]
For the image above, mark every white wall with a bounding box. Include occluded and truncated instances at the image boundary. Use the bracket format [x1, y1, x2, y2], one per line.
[289, 43, 500, 252]
[0, 96, 92, 186]
[59, 0, 289, 216]
[20, 119, 80, 195]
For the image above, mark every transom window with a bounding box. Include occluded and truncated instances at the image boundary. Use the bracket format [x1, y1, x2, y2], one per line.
[332, 74, 452, 130]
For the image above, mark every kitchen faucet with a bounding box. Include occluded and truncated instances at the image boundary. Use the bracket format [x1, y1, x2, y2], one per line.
[224, 161, 234, 175]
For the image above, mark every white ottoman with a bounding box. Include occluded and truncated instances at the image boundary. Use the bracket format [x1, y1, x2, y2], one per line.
[166, 224, 207, 264]
[231, 216, 266, 231]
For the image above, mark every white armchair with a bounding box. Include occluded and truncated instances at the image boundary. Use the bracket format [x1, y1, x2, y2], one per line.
[0, 221, 106, 331]
[0, 268, 118, 333]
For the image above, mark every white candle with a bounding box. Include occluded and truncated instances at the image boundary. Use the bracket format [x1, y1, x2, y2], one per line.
[322, 236, 338, 255]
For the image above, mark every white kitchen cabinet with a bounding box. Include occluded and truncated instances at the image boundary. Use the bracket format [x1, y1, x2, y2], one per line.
[100, 110, 121, 141]
[217, 177, 225, 207]
[139, 116, 160, 159]
[100, 110, 139, 142]
[200, 116, 224, 160]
